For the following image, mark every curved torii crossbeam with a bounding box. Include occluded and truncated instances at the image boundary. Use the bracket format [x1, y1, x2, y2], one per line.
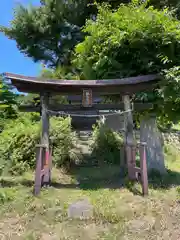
[3, 72, 160, 95]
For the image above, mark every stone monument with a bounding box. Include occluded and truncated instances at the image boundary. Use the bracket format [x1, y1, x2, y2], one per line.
[140, 115, 166, 174]
[68, 199, 93, 219]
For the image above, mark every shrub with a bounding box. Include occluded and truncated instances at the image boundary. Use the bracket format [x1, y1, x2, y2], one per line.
[0, 114, 78, 175]
[0, 115, 40, 175]
[50, 117, 79, 169]
[0, 188, 17, 204]
[91, 121, 123, 165]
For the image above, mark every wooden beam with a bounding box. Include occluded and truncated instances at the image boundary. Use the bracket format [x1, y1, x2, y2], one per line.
[19, 103, 153, 113]
[5, 72, 159, 86]
[123, 95, 136, 180]
[123, 96, 135, 145]
[41, 94, 49, 147]
[41, 94, 51, 186]
[34, 146, 43, 195]
[19, 106, 41, 112]
[34, 93, 51, 195]
[4, 72, 160, 95]
[139, 143, 148, 195]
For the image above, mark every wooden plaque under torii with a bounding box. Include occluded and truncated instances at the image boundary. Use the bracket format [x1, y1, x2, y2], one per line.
[82, 89, 93, 107]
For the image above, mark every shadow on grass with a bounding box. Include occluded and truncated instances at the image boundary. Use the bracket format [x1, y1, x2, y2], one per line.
[68, 165, 125, 190]
[1, 166, 180, 194]
[69, 165, 180, 192]
[0, 178, 79, 189]
[0, 178, 33, 188]
[0, 165, 124, 190]
[126, 168, 180, 196]
[148, 168, 180, 190]
[0, 177, 123, 190]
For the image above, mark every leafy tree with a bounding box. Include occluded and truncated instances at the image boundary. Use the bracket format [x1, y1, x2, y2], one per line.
[17, 93, 39, 106]
[74, 3, 180, 123]
[0, 78, 16, 109]
[0, 0, 131, 69]
[74, 3, 180, 78]
[0, 77, 18, 131]
[0, 77, 17, 115]
[147, 0, 179, 10]
[1, 0, 180, 69]
[0, 1, 85, 68]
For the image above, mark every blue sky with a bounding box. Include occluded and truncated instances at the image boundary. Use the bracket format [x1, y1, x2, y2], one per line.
[0, 0, 41, 77]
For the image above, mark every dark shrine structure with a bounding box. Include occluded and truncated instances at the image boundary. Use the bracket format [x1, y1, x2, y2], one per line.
[4, 72, 161, 196]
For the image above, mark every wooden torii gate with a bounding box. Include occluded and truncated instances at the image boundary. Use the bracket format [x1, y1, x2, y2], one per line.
[4, 72, 160, 196]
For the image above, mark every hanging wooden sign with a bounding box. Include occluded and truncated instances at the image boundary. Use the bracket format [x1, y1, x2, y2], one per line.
[82, 89, 92, 107]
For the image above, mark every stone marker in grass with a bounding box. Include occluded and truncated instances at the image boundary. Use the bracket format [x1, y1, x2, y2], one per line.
[68, 199, 93, 219]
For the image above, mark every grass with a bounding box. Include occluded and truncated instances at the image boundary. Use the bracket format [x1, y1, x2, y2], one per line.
[0, 153, 180, 239]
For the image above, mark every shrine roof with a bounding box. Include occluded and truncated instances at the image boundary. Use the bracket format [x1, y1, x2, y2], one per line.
[3, 72, 160, 95]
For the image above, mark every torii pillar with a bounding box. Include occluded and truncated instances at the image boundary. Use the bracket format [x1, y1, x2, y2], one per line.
[34, 93, 52, 195]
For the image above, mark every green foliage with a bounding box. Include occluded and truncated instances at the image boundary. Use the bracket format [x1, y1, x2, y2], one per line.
[147, 0, 180, 17]
[0, 77, 18, 132]
[17, 93, 40, 106]
[50, 117, 79, 169]
[0, 114, 78, 175]
[0, 115, 40, 175]
[91, 121, 123, 165]
[74, 3, 180, 123]
[0, 0, 131, 69]
[41, 66, 80, 81]
[40, 67, 76, 104]
[137, 66, 180, 126]
[0, 80, 16, 108]
[0, 189, 16, 204]
[0, 1, 84, 68]
[159, 67, 180, 122]
[164, 143, 179, 162]
[1, 0, 180, 70]
[74, 3, 180, 79]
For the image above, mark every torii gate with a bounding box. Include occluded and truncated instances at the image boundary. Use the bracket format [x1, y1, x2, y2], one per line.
[4, 72, 161, 196]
